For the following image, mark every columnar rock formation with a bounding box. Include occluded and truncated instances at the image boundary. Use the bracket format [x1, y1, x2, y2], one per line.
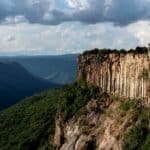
[77, 47, 150, 103]
[53, 47, 150, 150]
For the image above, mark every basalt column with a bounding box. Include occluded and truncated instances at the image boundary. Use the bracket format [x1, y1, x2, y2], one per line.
[77, 48, 150, 103]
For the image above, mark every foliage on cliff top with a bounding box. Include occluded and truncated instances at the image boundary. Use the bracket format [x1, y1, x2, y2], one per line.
[82, 46, 149, 56]
[0, 80, 100, 150]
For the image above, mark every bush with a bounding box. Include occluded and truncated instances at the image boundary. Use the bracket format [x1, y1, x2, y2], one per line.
[141, 134, 150, 150]
[57, 81, 100, 120]
[120, 100, 139, 111]
[123, 107, 149, 150]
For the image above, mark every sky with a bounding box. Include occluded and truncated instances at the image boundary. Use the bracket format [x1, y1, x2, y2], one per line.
[0, 0, 150, 55]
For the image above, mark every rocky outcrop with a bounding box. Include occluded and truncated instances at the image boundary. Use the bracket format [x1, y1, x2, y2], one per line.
[53, 114, 64, 149]
[53, 94, 148, 150]
[77, 47, 150, 104]
[53, 47, 150, 150]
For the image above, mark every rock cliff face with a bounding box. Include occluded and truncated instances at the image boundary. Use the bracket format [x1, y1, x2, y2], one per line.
[77, 47, 150, 104]
[53, 47, 150, 150]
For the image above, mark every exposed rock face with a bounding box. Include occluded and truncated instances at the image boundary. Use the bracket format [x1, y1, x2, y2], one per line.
[53, 114, 64, 149]
[53, 47, 150, 150]
[77, 48, 150, 104]
[53, 95, 145, 150]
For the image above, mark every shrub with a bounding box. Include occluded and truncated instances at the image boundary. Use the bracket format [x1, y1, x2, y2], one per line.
[120, 100, 139, 111]
[124, 124, 149, 150]
[138, 68, 149, 80]
[123, 106, 149, 150]
[57, 81, 100, 120]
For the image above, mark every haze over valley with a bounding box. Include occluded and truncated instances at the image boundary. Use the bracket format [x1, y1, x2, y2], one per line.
[0, 54, 78, 110]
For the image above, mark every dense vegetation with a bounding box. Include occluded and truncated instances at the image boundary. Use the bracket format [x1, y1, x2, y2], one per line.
[0, 81, 99, 150]
[83, 46, 149, 56]
[121, 100, 150, 150]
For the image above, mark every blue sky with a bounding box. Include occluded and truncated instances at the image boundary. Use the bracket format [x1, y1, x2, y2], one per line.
[0, 0, 150, 55]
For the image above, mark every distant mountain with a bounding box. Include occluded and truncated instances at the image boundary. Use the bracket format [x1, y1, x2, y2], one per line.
[0, 54, 78, 85]
[0, 62, 58, 110]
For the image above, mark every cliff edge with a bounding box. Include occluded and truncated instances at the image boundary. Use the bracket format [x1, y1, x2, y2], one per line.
[77, 47, 150, 104]
[53, 47, 150, 150]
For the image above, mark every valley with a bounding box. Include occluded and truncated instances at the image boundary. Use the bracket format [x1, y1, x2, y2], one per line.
[0, 54, 78, 110]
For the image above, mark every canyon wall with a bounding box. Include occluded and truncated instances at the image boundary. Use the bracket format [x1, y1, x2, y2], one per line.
[77, 47, 150, 103]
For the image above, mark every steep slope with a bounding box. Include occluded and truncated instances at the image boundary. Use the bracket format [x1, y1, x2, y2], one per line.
[54, 94, 150, 150]
[54, 47, 150, 150]
[0, 62, 58, 110]
[0, 81, 149, 150]
[0, 54, 78, 85]
[0, 81, 99, 150]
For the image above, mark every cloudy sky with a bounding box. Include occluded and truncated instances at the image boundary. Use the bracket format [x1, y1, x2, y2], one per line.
[0, 0, 150, 55]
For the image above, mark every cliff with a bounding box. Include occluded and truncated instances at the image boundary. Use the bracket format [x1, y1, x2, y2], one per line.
[77, 47, 150, 104]
[53, 47, 150, 150]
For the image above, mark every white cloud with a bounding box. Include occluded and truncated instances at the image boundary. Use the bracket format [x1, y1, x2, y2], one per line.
[0, 20, 149, 55]
[5, 35, 15, 42]
[104, 0, 113, 16]
[0, 0, 149, 25]
[0, 0, 149, 56]
[50, 0, 150, 25]
[127, 21, 150, 46]
[2, 16, 28, 25]
[65, 0, 90, 10]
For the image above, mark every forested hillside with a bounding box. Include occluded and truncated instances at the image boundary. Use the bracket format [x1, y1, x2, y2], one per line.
[0, 81, 99, 150]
